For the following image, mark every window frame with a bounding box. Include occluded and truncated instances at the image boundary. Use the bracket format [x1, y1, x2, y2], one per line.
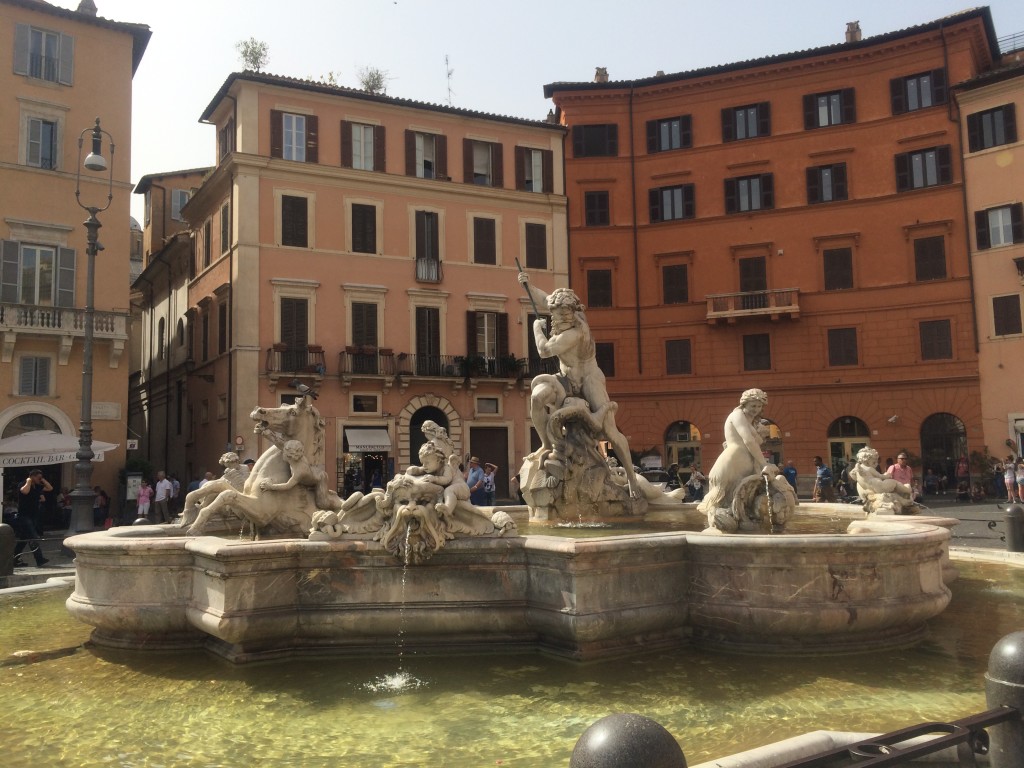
[806, 163, 848, 204]
[587, 268, 613, 308]
[17, 354, 51, 397]
[993, 294, 1023, 338]
[26, 117, 58, 170]
[171, 189, 190, 222]
[472, 216, 498, 265]
[725, 174, 774, 214]
[742, 333, 772, 371]
[895, 146, 952, 192]
[803, 88, 856, 129]
[584, 191, 610, 226]
[665, 338, 693, 375]
[350, 201, 378, 254]
[662, 263, 689, 305]
[572, 124, 618, 158]
[966, 104, 1017, 152]
[891, 69, 947, 115]
[975, 203, 1024, 250]
[649, 183, 695, 222]
[594, 342, 615, 377]
[827, 327, 859, 367]
[1, 240, 75, 307]
[913, 236, 947, 282]
[919, 319, 953, 361]
[515, 146, 553, 193]
[823, 247, 854, 291]
[220, 202, 230, 255]
[722, 102, 771, 142]
[405, 130, 447, 179]
[13, 24, 73, 85]
[523, 221, 547, 270]
[280, 194, 310, 248]
[464, 139, 503, 187]
[647, 115, 692, 153]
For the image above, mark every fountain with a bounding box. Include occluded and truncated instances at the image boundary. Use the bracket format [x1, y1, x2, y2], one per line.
[65, 274, 955, 660]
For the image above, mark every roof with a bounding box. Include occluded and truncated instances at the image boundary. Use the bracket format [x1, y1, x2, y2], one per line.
[544, 7, 999, 98]
[0, 0, 151, 74]
[134, 167, 214, 194]
[200, 71, 565, 131]
[953, 56, 1024, 91]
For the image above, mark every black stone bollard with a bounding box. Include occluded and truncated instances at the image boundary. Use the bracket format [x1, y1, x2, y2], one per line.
[1006, 505, 1024, 553]
[569, 713, 686, 768]
[985, 630, 1024, 768]
[0, 523, 15, 576]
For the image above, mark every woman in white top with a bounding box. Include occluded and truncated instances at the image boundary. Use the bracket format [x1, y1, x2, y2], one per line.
[1016, 462, 1024, 504]
[1006, 459, 1019, 503]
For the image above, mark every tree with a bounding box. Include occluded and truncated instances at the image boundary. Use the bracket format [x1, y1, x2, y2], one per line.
[236, 38, 269, 72]
[358, 66, 389, 95]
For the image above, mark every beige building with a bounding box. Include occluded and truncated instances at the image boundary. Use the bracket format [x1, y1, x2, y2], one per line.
[955, 51, 1024, 463]
[0, 0, 148, 522]
[132, 72, 567, 495]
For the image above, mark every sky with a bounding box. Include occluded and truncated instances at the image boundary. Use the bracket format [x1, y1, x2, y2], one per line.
[63, 0, 1024, 224]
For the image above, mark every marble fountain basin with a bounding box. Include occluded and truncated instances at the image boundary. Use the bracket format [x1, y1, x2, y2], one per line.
[64, 512, 952, 662]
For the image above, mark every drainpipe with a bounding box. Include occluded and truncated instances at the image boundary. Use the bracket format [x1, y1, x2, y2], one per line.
[628, 85, 642, 373]
[223, 93, 237, 456]
[943, 24, 981, 354]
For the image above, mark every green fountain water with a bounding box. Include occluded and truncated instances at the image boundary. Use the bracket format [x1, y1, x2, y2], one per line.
[2, 559, 1023, 767]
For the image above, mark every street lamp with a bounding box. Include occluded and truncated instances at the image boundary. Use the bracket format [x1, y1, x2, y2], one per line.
[68, 117, 114, 534]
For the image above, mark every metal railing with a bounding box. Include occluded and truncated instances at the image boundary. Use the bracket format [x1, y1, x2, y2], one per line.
[415, 258, 443, 283]
[264, 346, 326, 374]
[706, 287, 800, 321]
[0, 303, 127, 338]
[998, 30, 1024, 55]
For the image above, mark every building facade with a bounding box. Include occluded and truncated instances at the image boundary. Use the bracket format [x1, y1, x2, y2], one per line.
[955, 51, 1024, 465]
[545, 9, 1005, 485]
[137, 72, 567, 496]
[0, 0, 148, 520]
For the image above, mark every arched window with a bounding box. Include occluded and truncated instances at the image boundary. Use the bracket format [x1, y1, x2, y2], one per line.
[920, 413, 967, 477]
[663, 420, 703, 473]
[2, 412, 60, 438]
[177, 318, 186, 347]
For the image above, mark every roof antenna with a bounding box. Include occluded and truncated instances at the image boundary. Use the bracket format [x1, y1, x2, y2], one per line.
[445, 54, 455, 107]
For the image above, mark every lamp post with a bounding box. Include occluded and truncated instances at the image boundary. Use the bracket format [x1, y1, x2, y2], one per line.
[68, 117, 114, 534]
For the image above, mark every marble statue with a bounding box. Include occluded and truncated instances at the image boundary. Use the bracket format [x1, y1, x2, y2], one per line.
[698, 389, 796, 533]
[848, 446, 923, 516]
[607, 458, 688, 503]
[185, 396, 338, 537]
[516, 270, 647, 520]
[309, 421, 516, 563]
[178, 451, 251, 528]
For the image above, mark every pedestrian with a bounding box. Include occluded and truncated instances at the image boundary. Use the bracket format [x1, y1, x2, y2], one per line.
[782, 460, 798, 492]
[466, 456, 485, 506]
[136, 479, 153, 520]
[886, 453, 914, 487]
[92, 485, 109, 528]
[1005, 457, 1018, 502]
[1016, 461, 1024, 506]
[153, 471, 173, 523]
[812, 456, 836, 503]
[482, 463, 497, 505]
[686, 464, 706, 502]
[14, 471, 50, 567]
[169, 474, 181, 514]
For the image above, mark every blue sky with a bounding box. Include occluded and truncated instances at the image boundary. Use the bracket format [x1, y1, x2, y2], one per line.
[67, 0, 1024, 223]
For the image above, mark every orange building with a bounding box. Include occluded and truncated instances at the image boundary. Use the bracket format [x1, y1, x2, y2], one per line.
[954, 50, 1024, 467]
[545, 9, 1007, 487]
[0, 0, 148, 519]
[138, 72, 567, 495]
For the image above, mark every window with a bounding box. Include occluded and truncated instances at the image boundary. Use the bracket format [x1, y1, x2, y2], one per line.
[662, 263, 688, 304]
[743, 334, 771, 371]
[895, 146, 952, 192]
[476, 397, 500, 415]
[464, 139, 502, 187]
[467, 311, 509, 363]
[803, 89, 855, 129]
[823, 247, 853, 291]
[19, 356, 50, 396]
[919, 319, 952, 360]
[0, 241, 74, 306]
[351, 302, 379, 375]
[827, 328, 858, 367]
[171, 189, 190, 221]
[473, 217, 496, 265]
[722, 102, 770, 141]
[666, 339, 692, 375]
[967, 105, 1017, 152]
[738, 256, 767, 308]
[572, 124, 618, 157]
[352, 394, 379, 414]
[725, 174, 774, 213]
[351, 203, 377, 254]
[415, 211, 441, 281]
[415, 306, 441, 374]
[201, 312, 209, 362]
[218, 303, 228, 355]
[585, 191, 610, 226]
[914, 236, 946, 281]
[218, 118, 235, 160]
[203, 220, 211, 268]
[281, 195, 308, 247]
[270, 110, 318, 163]
[405, 130, 447, 179]
[220, 203, 230, 255]
[891, 69, 946, 115]
[649, 184, 695, 222]
[515, 146, 552, 192]
[647, 115, 692, 152]
[27, 118, 57, 169]
[279, 296, 309, 370]
[993, 295, 1023, 337]
[342, 121, 385, 171]
[13, 25, 73, 84]
[525, 222, 547, 269]
[975, 204, 1024, 250]
[595, 342, 615, 377]
[587, 269, 613, 308]
[807, 163, 848, 204]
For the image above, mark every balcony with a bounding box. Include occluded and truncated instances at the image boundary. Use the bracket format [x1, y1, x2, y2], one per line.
[705, 288, 800, 324]
[339, 347, 397, 377]
[265, 344, 326, 391]
[415, 258, 443, 283]
[0, 302, 128, 365]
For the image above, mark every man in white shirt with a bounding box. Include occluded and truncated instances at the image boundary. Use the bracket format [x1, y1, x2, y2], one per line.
[153, 471, 174, 523]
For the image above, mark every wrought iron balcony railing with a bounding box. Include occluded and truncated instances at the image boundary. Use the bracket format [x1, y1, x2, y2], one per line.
[415, 258, 443, 283]
[705, 288, 800, 322]
[265, 345, 326, 375]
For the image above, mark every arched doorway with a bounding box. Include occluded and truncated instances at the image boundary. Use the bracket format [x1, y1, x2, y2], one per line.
[409, 406, 449, 469]
[664, 420, 702, 481]
[920, 412, 967, 486]
[2, 412, 65, 530]
[827, 416, 870, 480]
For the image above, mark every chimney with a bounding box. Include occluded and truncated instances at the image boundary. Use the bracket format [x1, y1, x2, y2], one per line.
[845, 21, 862, 43]
[594, 67, 609, 84]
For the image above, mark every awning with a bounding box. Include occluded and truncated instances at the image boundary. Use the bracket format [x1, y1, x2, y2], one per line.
[0, 430, 119, 467]
[345, 428, 391, 453]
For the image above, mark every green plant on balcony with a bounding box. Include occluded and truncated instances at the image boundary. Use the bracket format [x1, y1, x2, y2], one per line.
[456, 354, 488, 379]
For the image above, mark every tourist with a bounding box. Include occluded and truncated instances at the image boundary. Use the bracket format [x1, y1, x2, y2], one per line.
[13, 473, 50, 567]
[136, 479, 153, 520]
[812, 456, 835, 503]
[466, 456, 485, 506]
[782, 460, 798, 492]
[956, 455, 970, 488]
[153, 471, 174, 523]
[482, 463, 497, 505]
[886, 453, 914, 487]
[685, 464, 706, 502]
[1016, 461, 1024, 506]
[1004, 457, 1018, 503]
[92, 485, 109, 528]
[169, 474, 181, 513]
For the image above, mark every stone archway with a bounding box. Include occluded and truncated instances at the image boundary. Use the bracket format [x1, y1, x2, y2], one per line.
[397, 394, 462, 469]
